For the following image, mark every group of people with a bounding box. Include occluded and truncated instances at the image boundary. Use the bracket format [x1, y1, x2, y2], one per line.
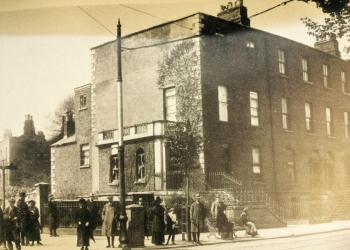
[210, 194, 258, 238]
[0, 192, 42, 250]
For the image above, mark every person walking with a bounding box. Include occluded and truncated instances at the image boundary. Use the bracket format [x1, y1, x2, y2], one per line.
[87, 194, 98, 243]
[190, 193, 205, 244]
[27, 200, 42, 246]
[76, 198, 91, 250]
[240, 207, 258, 237]
[3, 198, 21, 250]
[48, 194, 59, 237]
[149, 197, 165, 245]
[166, 208, 177, 245]
[101, 196, 118, 248]
[16, 192, 29, 246]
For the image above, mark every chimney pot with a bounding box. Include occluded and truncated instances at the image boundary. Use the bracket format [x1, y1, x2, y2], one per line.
[314, 34, 340, 57]
[218, 0, 250, 26]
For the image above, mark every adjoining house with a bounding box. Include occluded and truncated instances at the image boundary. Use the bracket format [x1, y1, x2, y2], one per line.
[0, 115, 50, 195]
[51, 1, 350, 221]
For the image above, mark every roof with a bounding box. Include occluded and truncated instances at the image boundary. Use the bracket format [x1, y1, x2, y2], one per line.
[51, 135, 76, 147]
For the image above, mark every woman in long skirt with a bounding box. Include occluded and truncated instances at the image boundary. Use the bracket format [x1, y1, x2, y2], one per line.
[27, 200, 42, 246]
[149, 197, 165, 245]
[76, 198, 91, 250]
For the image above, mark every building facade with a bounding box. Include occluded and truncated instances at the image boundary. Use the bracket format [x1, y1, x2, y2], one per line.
[51, 1, 350, 216]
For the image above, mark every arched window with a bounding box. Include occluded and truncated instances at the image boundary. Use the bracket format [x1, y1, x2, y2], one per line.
[136, 148, 146, 182]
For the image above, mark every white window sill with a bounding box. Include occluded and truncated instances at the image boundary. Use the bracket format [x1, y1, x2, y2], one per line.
[327, 135, 336, 139]
[306, 132, 316, 136]
[324, 86, 332, 90]
[108, 181, 119, 186]
[304, 81, 313, 85]
[283, 129, 294, 133]
[79, 107, 88, 111]
[343, 92, 350, 96]
[134, 179, 146, 184]
[279, 74, 288, 79]
[80, 165, 90, 169]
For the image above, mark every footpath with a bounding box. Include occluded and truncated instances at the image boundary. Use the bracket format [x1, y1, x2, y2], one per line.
[13, 220, 350, 250]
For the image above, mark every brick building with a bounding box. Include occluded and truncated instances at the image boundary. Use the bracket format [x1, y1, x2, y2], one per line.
[51, 1, 350, 218]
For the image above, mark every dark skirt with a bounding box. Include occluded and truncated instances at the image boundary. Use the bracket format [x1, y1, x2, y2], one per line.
[3, 221, 19, 242]
[151, 232, 164, 245]
[77, 226, 90, 247]
[27, 221, 41, 241]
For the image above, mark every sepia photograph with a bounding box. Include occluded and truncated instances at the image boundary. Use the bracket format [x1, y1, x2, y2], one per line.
[0, 0, 350, 249]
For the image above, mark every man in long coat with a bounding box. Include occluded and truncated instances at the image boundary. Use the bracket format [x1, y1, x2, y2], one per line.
[101, 196, 118, 248]
[48, 194, 59, 237]
[190, 193, 205, 244]
[27, 200, 42, 246]
[17, 192, 29, 246]
[3, 198, 21, 250]
[87, 194, 99, 242]
[149, 197, 165, 245]
[76, 198, 91, 250]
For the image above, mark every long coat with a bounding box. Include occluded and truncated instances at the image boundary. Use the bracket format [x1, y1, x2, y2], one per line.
[101, 203, 118, 237]
[3, 206, 20, 242]
[190, 201, 205, 233]
[27, 206, 41, 241]
[76, 207, 90, 247]
[48, 201, 59, 229]
[17, 199, 29, 233]
[149, 204, 165, 245]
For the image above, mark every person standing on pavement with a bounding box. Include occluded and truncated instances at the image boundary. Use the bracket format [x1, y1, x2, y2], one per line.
[165, 208, 178, 245]
[101, 196, 118, 248]
[16, 192, 29, 246]
[87, 194, 98, 243]
[190, 193, 205, 244]
[137, 197, 149, 238]
[149, 197, 165, 245]
[76, 198, 91, 250]
[3, 198, 21, 250]
[48, 194, 59, 237]
[27, 200, 42, 246]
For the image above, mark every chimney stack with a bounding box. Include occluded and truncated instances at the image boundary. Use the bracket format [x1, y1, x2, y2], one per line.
[218, 0, 250, 26]
[23, 114, 36, 137]
[63, 111, 75, 138]
[314, 34, 341, 57]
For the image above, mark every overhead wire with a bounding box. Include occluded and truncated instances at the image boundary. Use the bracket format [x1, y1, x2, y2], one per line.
[249, 0, 295, 18]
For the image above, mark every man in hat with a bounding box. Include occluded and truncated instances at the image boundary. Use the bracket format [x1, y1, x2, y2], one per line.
[149, 197, 165, 245]
[76, 198, 91, 250]
[4, 197, 21, 250]
[87, 194, 98, 242]
[190, 194, 205, 244]
[17, 192, 29, 246]
[48, 194, 59, 237]
[101, 196, 118, 248]
[137, 197, 149, 238]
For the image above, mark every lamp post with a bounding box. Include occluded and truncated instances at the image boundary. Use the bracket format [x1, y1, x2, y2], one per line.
[0, 160, 17, 209]
[116, 19, 129, 248]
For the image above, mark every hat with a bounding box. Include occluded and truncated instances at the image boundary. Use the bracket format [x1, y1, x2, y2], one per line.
[138, 197, 143, 201]
[107, 196, 113, 201]
[79, 198, 86, 204]
[194, 193, 201, 198]
[169, 208, 175, 212]
[155, 196, 162, 202]
[19, 192, 26, 197]
[243, 207, 249, 212]
[28, 200, 35, 205]
[215, 194, 220, 198]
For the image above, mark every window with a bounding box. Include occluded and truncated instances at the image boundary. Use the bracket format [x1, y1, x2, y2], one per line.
[323, 64, 329, 88]
[302, 58, 309, 82]
[109, 145, 119, 183]
[341, 71, 349, 93]
[286, 148, 296, 184]
[344, 112, 349, 138]
[281, 98, 290, 130]
[136, 148, 146, 182]
[165, 88, 176, 121]
[218, 85, 228, 122]
[80, 95, 87, 109]
[246, 40, 255, 48]
[305, 102, 313, 132]
[80, 144, 89, 166]
[326, 107, 333, 136]
[250, 91, 259, 126]
[278, 50, 286, 75]
[252, 147, 261, 174]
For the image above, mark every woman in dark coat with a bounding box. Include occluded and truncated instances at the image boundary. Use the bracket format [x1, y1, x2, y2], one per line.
[76, 198, 91, 250]
[149, 197, 165, 245]
[27, 200, 42, 246]
[3, 198, 21, 250]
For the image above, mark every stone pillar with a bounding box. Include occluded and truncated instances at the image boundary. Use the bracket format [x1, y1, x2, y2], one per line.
[126, 204, 145, 247]
[35, 182, 49, 224]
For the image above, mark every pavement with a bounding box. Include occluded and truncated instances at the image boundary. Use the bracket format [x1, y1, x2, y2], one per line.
[6, 220, 350, 250]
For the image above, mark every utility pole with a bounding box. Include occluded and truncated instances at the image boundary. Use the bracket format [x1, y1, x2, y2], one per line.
[116, 19, 129, 249]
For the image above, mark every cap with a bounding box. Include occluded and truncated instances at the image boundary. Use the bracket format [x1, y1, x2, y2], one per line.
[194, 193, 201, 198]
[19, 192, 26, 197]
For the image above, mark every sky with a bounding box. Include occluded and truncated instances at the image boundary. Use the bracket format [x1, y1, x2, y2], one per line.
[0, 0, 338, 138]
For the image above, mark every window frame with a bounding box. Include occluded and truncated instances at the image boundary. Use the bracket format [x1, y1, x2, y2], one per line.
[79, 95, 87, 110]
[281, 97, 290, 130]
[218, 85, 228, 122]
[80, 144, 90, 167]
[302, 58, 309, 83]
[136, 148, 146, 182]
[305, 102, 313, 132]
[249, 91, 260, 127]
[326, 107, 333, 137]
[341, 71, 349, 93]
[278, 49, 286, 75]
[252, 147, 261, 175]
[344, 112, 349, 139]
[164, 87, 176, 122]
[323, 64, 329, 88]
